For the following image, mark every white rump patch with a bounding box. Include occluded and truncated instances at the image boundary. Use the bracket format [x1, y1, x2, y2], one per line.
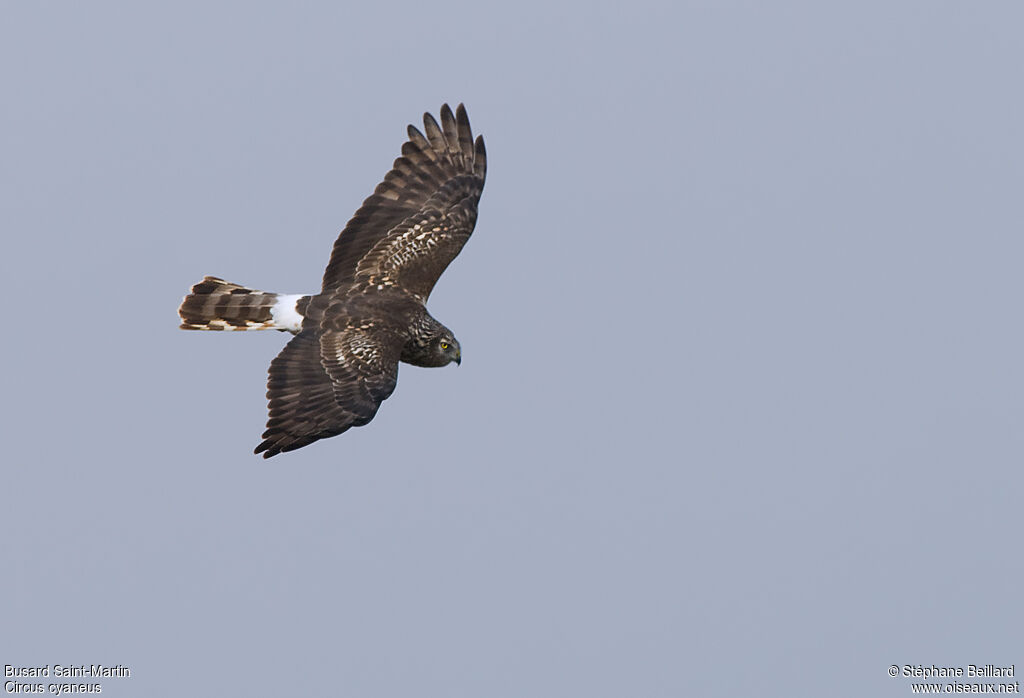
[270, 294, 306, 332]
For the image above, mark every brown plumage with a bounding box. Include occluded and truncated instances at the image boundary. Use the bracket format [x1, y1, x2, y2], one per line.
[178, 104, 486, 457]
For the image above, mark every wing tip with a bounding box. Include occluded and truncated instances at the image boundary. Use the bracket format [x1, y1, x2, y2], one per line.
[474, 134, 486, 178]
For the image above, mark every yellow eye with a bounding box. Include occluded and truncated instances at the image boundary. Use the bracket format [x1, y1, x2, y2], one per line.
[440, 341, 449, 350]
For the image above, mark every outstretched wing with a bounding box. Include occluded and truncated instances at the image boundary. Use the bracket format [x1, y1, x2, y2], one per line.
[319, 103, 486, 299]
[254, 327, 401, 458]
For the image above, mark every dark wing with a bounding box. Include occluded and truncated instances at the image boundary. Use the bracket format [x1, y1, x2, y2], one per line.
[254, 327, 401, 458]
[319, 103, 486, 299]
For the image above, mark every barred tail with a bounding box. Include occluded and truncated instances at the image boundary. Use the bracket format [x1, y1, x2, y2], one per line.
[178, 276, 308, 332]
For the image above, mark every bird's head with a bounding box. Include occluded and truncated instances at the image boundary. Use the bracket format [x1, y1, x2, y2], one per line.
[435, 334, 461, 366]
[403, 312, 462, 368]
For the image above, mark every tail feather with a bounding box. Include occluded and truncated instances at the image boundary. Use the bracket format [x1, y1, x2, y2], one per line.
[178, 276, 307, 332]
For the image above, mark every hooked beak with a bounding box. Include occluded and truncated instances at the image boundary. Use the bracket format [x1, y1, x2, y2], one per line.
[455, 351, 461, 366]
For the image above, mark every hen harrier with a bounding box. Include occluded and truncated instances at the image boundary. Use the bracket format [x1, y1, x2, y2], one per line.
[179, 104, 486, 458]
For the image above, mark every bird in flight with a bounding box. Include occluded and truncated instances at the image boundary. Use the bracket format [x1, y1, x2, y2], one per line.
[179, 104, 486, 458]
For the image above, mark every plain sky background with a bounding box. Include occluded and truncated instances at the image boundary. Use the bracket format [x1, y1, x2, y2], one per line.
[2, 2, 1021, 696]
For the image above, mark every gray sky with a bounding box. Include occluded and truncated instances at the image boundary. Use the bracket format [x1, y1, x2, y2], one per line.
[2, 2, 1022, 696]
